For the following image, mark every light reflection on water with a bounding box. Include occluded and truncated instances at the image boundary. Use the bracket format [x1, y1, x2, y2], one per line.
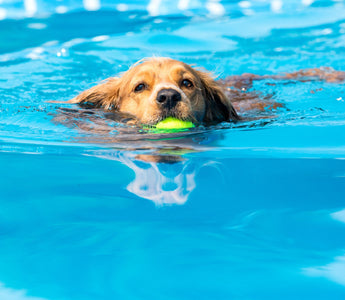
[1, 0, 345, 299]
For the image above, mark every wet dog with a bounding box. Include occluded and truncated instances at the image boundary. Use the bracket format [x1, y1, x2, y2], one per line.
[67, 58, 345, 128]
[68, 57, 239, 125]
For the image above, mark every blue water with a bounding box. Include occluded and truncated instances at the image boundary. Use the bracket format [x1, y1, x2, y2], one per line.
[1, 0, 345, 299]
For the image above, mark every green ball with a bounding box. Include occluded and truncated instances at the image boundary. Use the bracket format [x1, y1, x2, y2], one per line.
[155, 117, 195, 130]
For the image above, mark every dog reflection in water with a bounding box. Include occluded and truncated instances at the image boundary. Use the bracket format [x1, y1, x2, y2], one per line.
[91, 150, 210, 206]
[124, 153, 197, 205]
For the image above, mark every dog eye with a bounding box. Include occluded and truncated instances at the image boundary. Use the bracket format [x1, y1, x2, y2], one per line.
[181, 79, 193, 88]
[134, 83, 146, 92]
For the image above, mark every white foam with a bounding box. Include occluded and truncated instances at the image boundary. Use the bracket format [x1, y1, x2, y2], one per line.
[27, 47, 45, 60]
[302, 0, 314, 6]
[24, 0, 37, 17]
[147, 0, 162, 16]
[271, 0, 283, 13]
[56, 6, 68, 14]
[0, 8, 6, 20]
[321, 28, 333, 35]
[83, 0, 100, 11]
[178, 0, 190, 10]
[206, 0, 225, 16]
[92, 35, 110, 42]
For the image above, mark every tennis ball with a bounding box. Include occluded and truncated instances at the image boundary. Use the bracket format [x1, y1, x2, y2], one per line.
[155, 117, 195, 130]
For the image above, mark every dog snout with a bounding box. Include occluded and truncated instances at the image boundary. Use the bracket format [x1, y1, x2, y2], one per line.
[156, 89, 182, 108]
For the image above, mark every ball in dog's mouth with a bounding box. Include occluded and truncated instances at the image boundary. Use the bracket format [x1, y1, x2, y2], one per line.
[155, 117, 195, 130]
[143, 117, 195, 132]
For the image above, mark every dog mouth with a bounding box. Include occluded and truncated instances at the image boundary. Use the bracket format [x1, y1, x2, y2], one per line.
[153, 107, 196, 124]
[136, 100, 198, 126]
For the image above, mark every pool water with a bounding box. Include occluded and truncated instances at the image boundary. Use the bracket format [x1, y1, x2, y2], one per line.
[1, 0, 345, 299]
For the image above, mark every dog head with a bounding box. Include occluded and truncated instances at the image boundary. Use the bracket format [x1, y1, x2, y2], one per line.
[69, 57, 239, 125]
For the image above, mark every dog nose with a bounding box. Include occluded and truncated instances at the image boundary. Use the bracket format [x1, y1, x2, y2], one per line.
[156, 89, 182, 107]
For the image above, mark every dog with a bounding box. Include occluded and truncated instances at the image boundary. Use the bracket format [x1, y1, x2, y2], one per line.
[68, 57, 240, 126]
[67, 58, 345, 129]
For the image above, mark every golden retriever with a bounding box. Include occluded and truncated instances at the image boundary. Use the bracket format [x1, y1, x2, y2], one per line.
[68, 57, 345, 127]
[68, 57, 240, 125]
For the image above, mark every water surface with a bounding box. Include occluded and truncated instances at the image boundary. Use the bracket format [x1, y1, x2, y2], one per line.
[1, 0, 345, 299]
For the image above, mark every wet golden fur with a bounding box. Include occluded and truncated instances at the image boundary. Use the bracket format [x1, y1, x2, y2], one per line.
[68, 58, 345, 127]
[68, 57, 239, 125]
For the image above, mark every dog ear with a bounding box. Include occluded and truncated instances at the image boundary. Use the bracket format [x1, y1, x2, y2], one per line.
[196, 70, 239, 123]
[68, 77, 121, 110]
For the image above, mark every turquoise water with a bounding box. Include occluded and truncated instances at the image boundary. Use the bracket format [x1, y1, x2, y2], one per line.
[1, 0, 345, 299]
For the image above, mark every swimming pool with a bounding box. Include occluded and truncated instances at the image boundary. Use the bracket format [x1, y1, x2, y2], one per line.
[1, 0, 345, 299]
